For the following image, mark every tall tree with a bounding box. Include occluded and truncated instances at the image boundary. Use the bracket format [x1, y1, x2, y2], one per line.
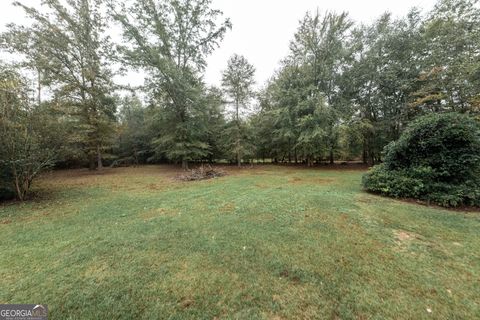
[289, 11, 353, 164]
[112, 0, 231, 169]
[348, 10, 424, 164]
[3, 0, 117, 170]
[412, 0, 480, 113]
[221, 54, 256, 166]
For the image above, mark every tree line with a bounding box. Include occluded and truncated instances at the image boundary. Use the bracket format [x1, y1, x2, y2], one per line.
[1, 0, 479, 200]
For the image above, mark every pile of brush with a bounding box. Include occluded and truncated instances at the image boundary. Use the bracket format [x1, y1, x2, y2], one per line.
[176, 165, 226, 181]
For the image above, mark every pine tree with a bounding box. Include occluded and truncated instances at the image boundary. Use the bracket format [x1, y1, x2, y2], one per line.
[221, 54, 256, 166]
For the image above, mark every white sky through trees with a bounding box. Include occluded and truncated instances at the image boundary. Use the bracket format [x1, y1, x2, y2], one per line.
[0, 0, 437, 89]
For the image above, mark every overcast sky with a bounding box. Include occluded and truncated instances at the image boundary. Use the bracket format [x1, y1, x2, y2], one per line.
[0, 0, 438, 88]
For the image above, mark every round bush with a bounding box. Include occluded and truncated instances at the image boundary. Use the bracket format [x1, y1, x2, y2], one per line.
[363, 112, 480, 207]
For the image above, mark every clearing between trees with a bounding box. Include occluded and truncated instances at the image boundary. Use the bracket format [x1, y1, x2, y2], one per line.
[0, 166, 478, 319]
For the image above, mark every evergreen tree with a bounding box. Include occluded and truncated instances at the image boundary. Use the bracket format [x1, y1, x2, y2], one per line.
[221, 54, 256, 166]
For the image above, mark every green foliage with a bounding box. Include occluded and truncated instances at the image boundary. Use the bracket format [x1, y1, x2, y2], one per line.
[203, 87, 228, 162]
[115, 95, 153, 165]
[113, 0, 231, 169]
[251, 1, 480, 166]
[221, 54, 256, 112]
[2, 0, 480, 200]
[0, 67, 56, 201]
[362, 164, 428, 199]
[251, 10, 355, 165]
[411, 0, 480, 113]
[363, 113, 480, 207]
[347, 10, 424, 164]
[221, 54, 256, 166]
[3, 0, 117, 170]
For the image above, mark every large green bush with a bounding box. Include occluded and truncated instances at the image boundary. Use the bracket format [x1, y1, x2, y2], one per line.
[363, 113, 480, 207]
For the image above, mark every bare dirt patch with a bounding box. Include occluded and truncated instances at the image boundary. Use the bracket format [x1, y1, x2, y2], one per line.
[288, 176, 334, 185]
[279, 269, 301, 284]
[394, 230, 417, 242]
[289, 177, 302, 184]
[179, 297, 195, 309]
[147, 184, 162, 190]
[393, 230, 424, 251]
[219, 202, 235, 213]
[36, 166, 181, 196]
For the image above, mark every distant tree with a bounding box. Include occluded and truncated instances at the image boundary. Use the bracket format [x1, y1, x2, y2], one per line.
[116, 95, 152, 166]
[203, 87, 227, 162]
[112, 0, 231, 169]
[221, 54, 256, 166]
[251, 84, 281, 163]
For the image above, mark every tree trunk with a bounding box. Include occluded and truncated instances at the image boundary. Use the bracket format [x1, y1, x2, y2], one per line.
[329, 148, 334, 165]
[37, 68, 42, 106]
[13, 167, 24, 201]
[236, 135, 241, 167]
[182, 159, 189, 171]
[133, 146, 139, 167]
[236, 100, 242, 168]
[362, 139, 367, 164]
[97, 146, 103, 170]
[89, 153, 96, 171]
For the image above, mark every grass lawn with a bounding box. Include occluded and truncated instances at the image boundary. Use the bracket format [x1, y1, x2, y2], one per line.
[0, 165, 479, 319]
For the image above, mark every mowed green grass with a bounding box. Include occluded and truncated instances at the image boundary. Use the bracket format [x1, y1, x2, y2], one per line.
[0, 166, 479, 319]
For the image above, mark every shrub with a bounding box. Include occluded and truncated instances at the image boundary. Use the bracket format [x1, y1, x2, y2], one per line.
[363, 113, 480, 207]
[0, 67, 56, 201]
